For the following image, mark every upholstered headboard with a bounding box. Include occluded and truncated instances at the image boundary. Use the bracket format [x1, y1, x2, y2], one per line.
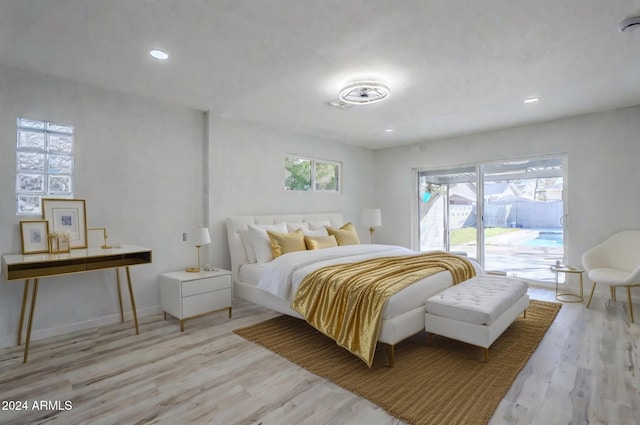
[225, 213, 344, 282]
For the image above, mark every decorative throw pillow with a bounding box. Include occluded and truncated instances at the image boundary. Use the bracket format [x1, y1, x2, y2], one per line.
[302, 228, 329, 237]
[239, 229, 257, 263]
[267, 228, 307, 258]
[305, 235, 338, 250]
[307, 220, 332, 230]
[286, 222, 310, 232]
[248, 222, 288, 263]
[326, 222, 360, 245]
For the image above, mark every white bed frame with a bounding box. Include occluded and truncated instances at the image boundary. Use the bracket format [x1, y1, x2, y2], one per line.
[226, 213, 432, 366]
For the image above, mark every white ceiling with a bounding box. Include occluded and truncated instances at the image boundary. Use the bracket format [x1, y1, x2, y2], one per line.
[1, 0, 639, 149]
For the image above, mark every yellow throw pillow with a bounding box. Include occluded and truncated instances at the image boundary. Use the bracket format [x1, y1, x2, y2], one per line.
[326, 222, 360, 246]
[267, 228, 306, 258]
[305, 235, 338, 250]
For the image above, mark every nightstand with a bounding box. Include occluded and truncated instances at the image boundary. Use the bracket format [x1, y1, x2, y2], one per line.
[159, 269, 232, 331]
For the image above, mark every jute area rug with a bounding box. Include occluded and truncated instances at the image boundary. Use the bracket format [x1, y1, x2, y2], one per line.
[234, 299, 561, 425]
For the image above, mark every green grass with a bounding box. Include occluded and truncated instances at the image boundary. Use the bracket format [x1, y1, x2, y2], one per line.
[449, 227, 519, 245]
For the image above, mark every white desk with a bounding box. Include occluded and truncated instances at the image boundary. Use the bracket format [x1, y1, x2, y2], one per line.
[2, 245, 152, 362]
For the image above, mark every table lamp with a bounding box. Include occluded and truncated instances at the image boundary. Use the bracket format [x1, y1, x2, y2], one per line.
[361, 208, 381, 243]
[186, 227, 211, 273]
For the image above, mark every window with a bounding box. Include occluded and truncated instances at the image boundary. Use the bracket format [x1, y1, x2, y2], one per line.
[285, 155, 341, 192]
[16, 118, 75, 215]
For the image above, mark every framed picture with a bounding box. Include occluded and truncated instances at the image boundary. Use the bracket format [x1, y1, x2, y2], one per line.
[41, 198, 88, 249]
[20, 220, 50, 254]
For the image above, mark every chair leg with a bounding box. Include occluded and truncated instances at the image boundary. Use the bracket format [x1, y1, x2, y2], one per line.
[627, 286, 634, 323]
[586, 282, 597, 308]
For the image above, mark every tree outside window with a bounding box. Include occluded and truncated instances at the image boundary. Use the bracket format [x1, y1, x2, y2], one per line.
[285, 155, 340, 192]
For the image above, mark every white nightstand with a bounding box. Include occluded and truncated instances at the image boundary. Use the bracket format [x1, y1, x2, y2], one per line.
[159, 269, 232, 331]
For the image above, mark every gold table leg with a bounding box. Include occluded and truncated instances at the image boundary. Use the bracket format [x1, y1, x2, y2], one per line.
[627, 286, 635, 323]
[23, 278, 40, 363]
[17, 279, 30, 346]
[116, 268, 124, 323]
[555, 270, 584, 303]
[579, 273, 584, 299]
[125, 267, 140, 335]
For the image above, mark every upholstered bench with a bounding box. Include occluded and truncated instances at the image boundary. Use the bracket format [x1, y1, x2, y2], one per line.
[424, 275, 529, 362]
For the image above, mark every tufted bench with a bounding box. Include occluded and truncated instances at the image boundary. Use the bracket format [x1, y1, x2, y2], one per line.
[424, 275, 529, 362]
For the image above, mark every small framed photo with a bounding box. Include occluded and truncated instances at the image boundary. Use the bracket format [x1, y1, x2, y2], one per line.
[41, 198, 88, 249]
[20, 220, 50, 254]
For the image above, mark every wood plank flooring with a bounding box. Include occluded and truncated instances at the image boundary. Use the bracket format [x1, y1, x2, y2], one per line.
[0, 287, 638, 425]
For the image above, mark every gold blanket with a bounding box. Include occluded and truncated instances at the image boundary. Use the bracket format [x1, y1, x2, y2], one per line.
[290, 251, 476, 367]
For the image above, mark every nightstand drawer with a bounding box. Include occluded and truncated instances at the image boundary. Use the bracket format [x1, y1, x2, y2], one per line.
[182, 275, 230, 297]
[183, 288, 232, 318]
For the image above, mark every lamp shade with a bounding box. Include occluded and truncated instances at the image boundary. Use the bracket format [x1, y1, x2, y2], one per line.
[361, 209, 381, 228]
[191, 227, 211, 246]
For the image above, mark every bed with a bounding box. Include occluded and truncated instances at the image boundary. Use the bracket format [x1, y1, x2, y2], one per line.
[226, 213, 483, 366]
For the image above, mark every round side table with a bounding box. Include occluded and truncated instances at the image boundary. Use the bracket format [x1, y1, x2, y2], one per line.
[550, 265, 584, 303]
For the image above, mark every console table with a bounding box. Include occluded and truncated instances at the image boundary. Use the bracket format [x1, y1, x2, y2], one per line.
[2, 245, 152, 362]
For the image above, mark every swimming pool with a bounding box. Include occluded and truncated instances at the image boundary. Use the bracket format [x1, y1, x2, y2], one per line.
[523, 230, 564, 247]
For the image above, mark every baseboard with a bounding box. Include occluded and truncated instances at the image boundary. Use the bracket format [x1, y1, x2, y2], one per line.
[0, 305, 162, 348]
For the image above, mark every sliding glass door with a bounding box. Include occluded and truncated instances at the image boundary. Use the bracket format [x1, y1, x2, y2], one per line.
[417, 156, 565, 282]
[418, 166, 478, 256]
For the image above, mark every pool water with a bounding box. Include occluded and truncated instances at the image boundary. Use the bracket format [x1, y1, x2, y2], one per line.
[524, 230, 564, 247]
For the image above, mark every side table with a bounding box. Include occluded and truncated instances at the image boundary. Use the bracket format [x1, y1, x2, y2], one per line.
[159, 269, 232, 331]
[550, 265, 584, 303]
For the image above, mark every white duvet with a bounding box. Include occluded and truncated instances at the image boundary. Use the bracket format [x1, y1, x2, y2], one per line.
[257, 244, 442, 299]
[255, 244, 484, 320]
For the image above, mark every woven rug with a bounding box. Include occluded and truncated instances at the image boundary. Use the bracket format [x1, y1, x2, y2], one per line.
[234, 299, 561, 425]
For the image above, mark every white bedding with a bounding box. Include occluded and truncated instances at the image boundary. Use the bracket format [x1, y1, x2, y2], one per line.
[254, 244, 484, 320]
[238, 263, 267, 285]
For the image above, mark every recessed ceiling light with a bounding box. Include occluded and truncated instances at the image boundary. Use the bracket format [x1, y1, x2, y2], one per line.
[524, 97, 539, 104]
[150, 49, 169, 60]
[385, 128, 394, 133]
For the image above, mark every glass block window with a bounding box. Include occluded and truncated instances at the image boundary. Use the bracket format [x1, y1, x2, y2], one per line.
[16, 118, 74, 215]
[285, 155, 341, 192]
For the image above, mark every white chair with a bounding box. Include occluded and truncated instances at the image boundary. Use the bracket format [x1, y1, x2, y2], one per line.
[582, 230, 640, 323]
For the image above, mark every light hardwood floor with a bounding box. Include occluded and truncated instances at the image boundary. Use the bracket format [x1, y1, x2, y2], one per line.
[0, 287, 638, 425]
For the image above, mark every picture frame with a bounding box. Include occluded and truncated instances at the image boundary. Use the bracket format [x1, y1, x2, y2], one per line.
[41, 198, 88, 249]
[20, 220, 50, 254]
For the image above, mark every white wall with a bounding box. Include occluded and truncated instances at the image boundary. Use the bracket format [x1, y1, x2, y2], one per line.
[374, 105, 640, 297]
[4, 63, 636, 345]
[207, 116, 376, 270]
[0, 66, 206, 346]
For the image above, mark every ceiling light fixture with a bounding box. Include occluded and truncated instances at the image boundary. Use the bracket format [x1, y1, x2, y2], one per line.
[619, 16, 640, 32]
[524, 97, 539, 104]
[150, 49, 169, 60]
[338, 81, 390, 105]
[385, 128, 394, 133]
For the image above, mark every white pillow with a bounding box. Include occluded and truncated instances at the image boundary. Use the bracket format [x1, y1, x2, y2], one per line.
[307, 220, 332, 230]
[239, 229, 257, 263]
[302, 228, 329, 237]
[248, 223, 288, 263]
[286, 222, 310, 232]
